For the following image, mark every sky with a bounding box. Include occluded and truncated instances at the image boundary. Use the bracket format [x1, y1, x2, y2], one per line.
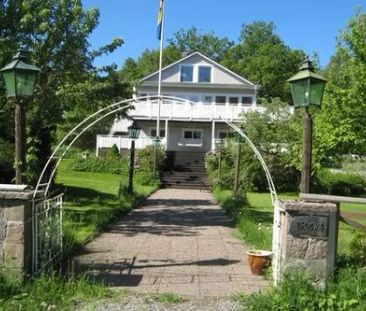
[82, 0, 365, 69]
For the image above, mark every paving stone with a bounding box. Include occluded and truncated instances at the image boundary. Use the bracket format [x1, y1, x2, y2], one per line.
[73, 189, 269, 297]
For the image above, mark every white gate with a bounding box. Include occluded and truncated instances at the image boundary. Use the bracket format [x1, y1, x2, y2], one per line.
[32, 194, 63, 274]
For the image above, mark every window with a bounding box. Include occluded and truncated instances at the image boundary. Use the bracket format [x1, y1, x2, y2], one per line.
[202, 95, 213, 104]
[198, 66, 211, 83]
[180, 65, 193, 82]
[189, 95, 199, 103]
[150, 128, 165, 138]
[218, 131, 235, 139]
[183, 129, 202, 140]
[215, 96, 226, 105]
[242, 96, 253, 105]
[229, 97, 239, 105]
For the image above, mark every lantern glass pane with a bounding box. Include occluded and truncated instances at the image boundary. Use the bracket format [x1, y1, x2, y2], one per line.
[2, 71, 16, 97]
[290, 79, 310, 107]
[310, 79, 326, 106]
[16, 71, 37, 96]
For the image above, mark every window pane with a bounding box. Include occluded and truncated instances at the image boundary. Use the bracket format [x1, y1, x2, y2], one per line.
[150, 129, 157, 137]
[229, 97, 239, 105]
[198, 66, 211, 82]
[219, 131, 227, 139]
[202, 95, 213, 104]
[215, 96, 226, 105]
[242, 96, 253, 105]
[193, 131, 202, 139]
[184, 131, 192, 139]
[189, 95, 199, 103]
[160, 129, 165, 138]
[181, 65, 193, 82]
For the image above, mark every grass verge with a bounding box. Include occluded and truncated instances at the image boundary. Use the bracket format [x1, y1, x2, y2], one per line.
[56, 159, 159, 250]
[0, 274, 113, 311]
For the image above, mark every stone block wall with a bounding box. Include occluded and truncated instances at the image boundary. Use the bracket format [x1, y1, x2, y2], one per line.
[0, 189, 34, 278]
[278, 200, 339, 286]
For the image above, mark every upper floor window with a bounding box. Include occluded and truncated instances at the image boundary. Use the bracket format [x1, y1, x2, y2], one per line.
[229, 97, 239, 105]
[198, 66, 211, 83]
[242, 96, 253, 105]
[180, 65, 193, 82]
[202, 95, 213, 105]
[215, 96, 226, 105]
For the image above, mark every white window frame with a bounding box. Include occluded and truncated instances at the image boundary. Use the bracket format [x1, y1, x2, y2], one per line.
[180, 128, 203, 147]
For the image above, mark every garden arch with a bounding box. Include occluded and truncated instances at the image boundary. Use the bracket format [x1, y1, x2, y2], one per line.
[32, 95, 281, 282]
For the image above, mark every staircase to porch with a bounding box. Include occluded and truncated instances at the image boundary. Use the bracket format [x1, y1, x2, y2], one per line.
[162, 151, 211, 190]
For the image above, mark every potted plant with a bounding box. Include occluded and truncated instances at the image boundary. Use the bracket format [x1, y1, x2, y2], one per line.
[247, 250, 272, 275]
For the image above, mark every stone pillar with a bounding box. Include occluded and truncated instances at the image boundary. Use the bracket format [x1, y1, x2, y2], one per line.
[0, 186, 34, 279]
[276, 200, 339, 287]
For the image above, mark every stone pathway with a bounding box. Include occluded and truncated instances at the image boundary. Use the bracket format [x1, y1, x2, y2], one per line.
[73, 189, 269, 297]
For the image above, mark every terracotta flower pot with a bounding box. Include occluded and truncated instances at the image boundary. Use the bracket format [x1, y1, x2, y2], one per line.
[247, 250, 272, 275]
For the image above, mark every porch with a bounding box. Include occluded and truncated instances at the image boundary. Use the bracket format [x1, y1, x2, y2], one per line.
[96, 120, 231, 155]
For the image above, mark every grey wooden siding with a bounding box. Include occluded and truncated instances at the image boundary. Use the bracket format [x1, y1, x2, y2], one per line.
[143, 53, 252, 86]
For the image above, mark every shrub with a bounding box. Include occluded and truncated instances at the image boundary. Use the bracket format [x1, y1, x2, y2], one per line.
[206, 142, 300, 192]
[135, 169, 161, 187]
[136, 145, 165, 173]
[350, 231, 366, 265]
[241, 267, 366, 311]
[313, 169, 366, 196]
[71, 156, 128, 174]
[0, 139, 14, 183]
[107, 144, 120, 158]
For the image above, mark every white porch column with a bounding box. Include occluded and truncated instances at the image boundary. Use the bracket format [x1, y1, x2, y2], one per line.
[165, 119, 169, 151]
[211, 120, 216, 152]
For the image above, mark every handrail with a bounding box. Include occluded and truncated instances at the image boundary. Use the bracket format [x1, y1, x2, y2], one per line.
[300, 193, 366, 233]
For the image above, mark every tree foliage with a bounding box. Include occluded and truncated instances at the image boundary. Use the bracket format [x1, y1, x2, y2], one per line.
[222, 21, 304, 101]
[316, 10, 366, 159]
[0, 0, 124, 184]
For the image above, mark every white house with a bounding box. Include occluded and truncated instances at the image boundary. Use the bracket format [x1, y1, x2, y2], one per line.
[96, 52, 262, 155]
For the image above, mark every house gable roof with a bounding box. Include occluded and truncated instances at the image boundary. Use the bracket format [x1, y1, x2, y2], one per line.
[140, 51, 255, 87]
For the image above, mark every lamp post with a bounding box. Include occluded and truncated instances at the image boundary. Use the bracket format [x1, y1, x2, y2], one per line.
[153, 137, 161, 177]
[288, 58, 327, 193]
[127, 121, 141, 193]
[234, 133, 245, 197]
[0, 50, 40, 184]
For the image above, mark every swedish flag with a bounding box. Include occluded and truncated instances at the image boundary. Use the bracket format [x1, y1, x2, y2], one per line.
[157, 0, 164, 40]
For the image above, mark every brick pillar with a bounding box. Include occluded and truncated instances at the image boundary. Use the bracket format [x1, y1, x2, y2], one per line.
[0, 186, 35, 279]
[276, 200, 339, 288]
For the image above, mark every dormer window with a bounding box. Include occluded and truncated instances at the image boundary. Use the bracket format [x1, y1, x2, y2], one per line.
[180, 65, 193, 82]
[198, 66, 211, 83]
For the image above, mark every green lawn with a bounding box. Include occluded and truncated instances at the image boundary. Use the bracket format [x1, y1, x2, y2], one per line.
[56, 159, 158, 248]
[214, 189, 366, 255]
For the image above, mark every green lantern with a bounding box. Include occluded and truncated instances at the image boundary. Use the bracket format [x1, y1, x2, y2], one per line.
[0, 50, 40, 98]
[127, 121, 141, 140]
[288, 58, 327, 108]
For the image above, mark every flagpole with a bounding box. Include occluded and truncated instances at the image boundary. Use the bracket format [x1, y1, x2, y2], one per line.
[156, 0, 165, 143]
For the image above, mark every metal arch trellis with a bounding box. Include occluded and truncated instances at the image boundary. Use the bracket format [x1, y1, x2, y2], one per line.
[31, 95, 194, 274]
[31, 95, 283, 282]
[33, 95, 195, 198]
[224, 120, 282, 285]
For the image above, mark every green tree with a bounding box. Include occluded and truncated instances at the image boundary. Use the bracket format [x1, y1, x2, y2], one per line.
[0, 0, 124, 184]
[222, 21, 304, 101]
[167, 27, 234, 62]
[316, 10, 366, 159]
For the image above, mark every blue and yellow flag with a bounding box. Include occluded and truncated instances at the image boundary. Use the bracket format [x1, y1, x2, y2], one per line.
[157, 0, 164, 40]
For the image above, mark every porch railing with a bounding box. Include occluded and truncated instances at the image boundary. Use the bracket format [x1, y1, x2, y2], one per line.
[130, 99, 263, 121]
[96, 135, 166, 154]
